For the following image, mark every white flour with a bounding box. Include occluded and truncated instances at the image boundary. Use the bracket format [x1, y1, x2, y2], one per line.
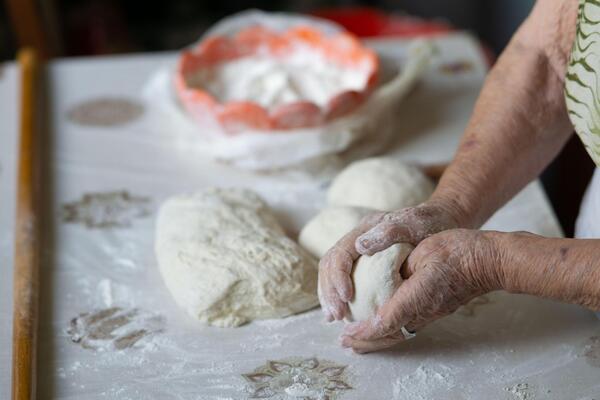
[66, 307, 165, 351]
[252, 309, 320, 329]
[239, 311, 320, 353]
[504, 382, 534, 400]
[392, 365, 456, 400]
[188, 52, 368, 108]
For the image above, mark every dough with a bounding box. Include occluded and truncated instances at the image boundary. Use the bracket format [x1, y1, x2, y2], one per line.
[155, 188, 318, 327]
[348, 243, 414, 322]
[299, 206, 373, 258]
[327, 157, 435, 211]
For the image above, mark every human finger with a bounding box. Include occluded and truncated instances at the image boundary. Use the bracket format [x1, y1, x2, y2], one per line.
[321, 214, 386, 303]
[318, 266, 347, 321]
[355, 222, 413, 256]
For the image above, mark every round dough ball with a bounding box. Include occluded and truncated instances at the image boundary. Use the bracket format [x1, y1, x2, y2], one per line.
[299, 206, 374, 259]
[348, 243, 414, 322]
[327, 157, 435, 211]
[155, 188, 318, 327]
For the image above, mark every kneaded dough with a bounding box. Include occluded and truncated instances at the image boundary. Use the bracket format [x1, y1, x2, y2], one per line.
[348, 243, 414, 322]
[299, 206, 373, 258]
[327, 157, 435, 211]
[155, 188, 318, 327]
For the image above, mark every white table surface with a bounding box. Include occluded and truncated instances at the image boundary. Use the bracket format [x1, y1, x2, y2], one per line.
[1, 32, 599, 400]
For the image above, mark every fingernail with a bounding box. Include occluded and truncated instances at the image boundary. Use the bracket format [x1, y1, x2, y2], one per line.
[356, 236, 370, 251]
[339, 336, 352, 348]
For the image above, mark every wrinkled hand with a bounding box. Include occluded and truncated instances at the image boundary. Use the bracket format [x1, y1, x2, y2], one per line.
[318, 202, 461, 321]
[340, 229, 502, 353]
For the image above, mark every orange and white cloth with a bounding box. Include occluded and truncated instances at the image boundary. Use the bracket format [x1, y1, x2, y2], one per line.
[143, 11, 434, 170]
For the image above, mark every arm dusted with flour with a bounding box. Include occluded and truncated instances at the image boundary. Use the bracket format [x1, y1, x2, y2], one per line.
[427, 0, 579, 229]
[334, 0, 600, 354]
[319, 0, 582, 324]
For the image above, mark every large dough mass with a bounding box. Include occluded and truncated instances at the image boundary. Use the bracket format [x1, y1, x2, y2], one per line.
[327, 157, 435, 211]
[155, 188, 318, 327]
[349, 243, 414, 322]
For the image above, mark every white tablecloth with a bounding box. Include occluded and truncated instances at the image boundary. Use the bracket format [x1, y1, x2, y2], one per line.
[1, 32, 599, 400]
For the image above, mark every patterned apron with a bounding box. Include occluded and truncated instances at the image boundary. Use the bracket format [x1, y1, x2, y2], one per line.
[566, 0, 600, 166]
[566, 0, 600, 239]
[565, 1, 600, 320]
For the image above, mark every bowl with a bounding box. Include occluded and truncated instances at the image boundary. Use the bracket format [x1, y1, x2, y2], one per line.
[175, 25, 379, 135]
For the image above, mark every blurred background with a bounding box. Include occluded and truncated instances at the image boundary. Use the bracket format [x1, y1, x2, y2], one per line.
[0, 0, 594, 236]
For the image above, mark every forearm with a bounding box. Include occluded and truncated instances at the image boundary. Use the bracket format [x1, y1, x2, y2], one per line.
[493, 232, 600, 310]
[430, 1, 578, 228]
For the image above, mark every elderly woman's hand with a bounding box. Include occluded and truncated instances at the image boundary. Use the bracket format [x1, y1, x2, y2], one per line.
[339, 229, 503, 354]
[318, 201, 464, 321]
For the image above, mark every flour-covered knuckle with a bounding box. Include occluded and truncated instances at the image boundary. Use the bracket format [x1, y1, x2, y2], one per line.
[355, 221, 411, 255]
[335, 221, 378, 256]
[410, 204, 463, 239]
[355, 204, 458, 256]
[405, 236, 447, 271]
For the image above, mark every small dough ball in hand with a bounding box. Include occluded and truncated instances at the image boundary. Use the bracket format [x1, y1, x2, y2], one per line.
[327, 157, 435, 211]
[348, 243, 414, 322]
[299, 206, 373, 258]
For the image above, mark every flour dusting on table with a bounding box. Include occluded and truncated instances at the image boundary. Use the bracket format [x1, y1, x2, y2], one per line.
[392, 364, 456, 400]
[504, 382, 535, 400]
[67, 307, 164, 351]
[7, 33, 596, 400]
